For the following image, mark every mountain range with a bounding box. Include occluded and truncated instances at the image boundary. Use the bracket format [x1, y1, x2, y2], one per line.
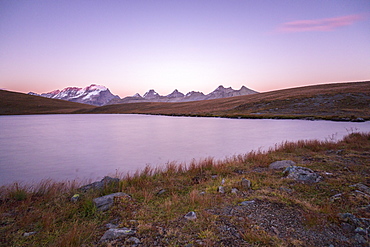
[29, 84, 258, 106]
[29, 84, 119, 106]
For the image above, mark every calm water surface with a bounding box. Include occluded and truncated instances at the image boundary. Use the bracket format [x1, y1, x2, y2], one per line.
[1, 114, 369, 186]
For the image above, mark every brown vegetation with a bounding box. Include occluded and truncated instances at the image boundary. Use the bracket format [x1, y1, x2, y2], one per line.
[1, 81, 369, 120]
[79, 81, 370, 121]
[1, 132, 369, 246]
[0, 90, 94, 115]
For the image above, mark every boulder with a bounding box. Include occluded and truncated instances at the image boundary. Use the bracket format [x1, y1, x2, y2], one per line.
[269, 160, 296, 170]
[218, 186, 225, 194]
[240, 200, 255, 206]
[184, 211, 197, 220]
[93, 192, 130, 211]
[241, 178, 251, 189]
[79, 176, 120, 192]
[100, 228, 135, 241]
[284, 166, 322, 183]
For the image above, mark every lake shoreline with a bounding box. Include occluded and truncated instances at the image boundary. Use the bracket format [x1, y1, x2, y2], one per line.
[1, 132, 369, 246]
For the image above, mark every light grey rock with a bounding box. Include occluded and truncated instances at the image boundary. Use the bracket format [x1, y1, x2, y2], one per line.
[93, 192, 130, 211]
[100, 228, 135, 241]
[184, 211, 197, 220]
[241, 178, 251, 188]
[127, 236, 141, 244]
[157, 189, 166, 195]
[218, 186, 225, 194]
[23, 232, 36, 237]
[354, 227, 367, 235]
[269, 160, 296, 170]
[105, 223, 119, 229]
[350, 183, 370, 195]
[284, 166, 322, 183]
[240, 200, 255, 206]
[79, 176, 120, 192]
[231, 188, 238, 194]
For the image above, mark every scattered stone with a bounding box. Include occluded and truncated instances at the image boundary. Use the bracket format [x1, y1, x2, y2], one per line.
[240, 178, 251, 189]
[330, 193, 343, 202]
[354, 227, 367, 235]
[350, 183, 370, 195]
[184, 211, 197, 220]
[79, 176, 120, 192]
[338, 213, 370, 229]
[211, 175, 218, 179]
[218, 186, 225, 194]
[200, 191, 206, 195]
[221, 178, 225, 185]
[284, 166, 322, 183]
[100, 228, 135, 241]
[71, 194, 80, 203]
[127, 236, 141, 244]
[106, 223, 119, 229]
[269, 160, 296, 170]
[279, 187, 293, 194]
[23, 232, 36, 237]
[231, 188, 238, 194]
[354, 233, 367, 244]
[93, 192, 130, 211]
[341, 223, 355, 233]
[156, 189, 166, 195]
[240, 200, 255, 206]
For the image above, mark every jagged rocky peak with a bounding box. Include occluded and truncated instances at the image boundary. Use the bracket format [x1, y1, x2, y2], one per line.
[143, 89, 160, 99]
[132, 93, 142, 98]
[167, 89, 185, 98]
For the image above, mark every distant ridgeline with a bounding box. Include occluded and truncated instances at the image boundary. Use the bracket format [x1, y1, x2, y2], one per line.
[29, 84, 258, 106]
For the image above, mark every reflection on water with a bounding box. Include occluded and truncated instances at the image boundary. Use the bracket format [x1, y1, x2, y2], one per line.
[0, 114, 369, 185]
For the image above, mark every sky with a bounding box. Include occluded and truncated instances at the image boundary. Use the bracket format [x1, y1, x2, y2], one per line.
[1, 0, 369, 97]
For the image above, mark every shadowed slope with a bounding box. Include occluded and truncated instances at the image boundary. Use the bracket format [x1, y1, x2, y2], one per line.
[79, 81, 370, 121]
[0, 90, 95, 115]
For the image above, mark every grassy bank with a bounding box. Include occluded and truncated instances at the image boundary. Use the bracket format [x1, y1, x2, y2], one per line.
[1, 132, 369, 246]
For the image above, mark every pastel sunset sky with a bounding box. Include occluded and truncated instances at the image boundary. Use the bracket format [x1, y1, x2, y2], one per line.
[1, 0, 369, 97]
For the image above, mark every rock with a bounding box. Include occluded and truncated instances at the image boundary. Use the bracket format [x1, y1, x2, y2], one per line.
[354, 227, 367, 235]
[184, 211, 197, 220]
[105, 223, 119, 229]
[241, 178, 251, 189]
[338, 213, 370, 229]
[23, 232, 36, 237]
[341, 223, 355, 233]
[284, 166, 322, 183]
[79, 176, 120, 192]
[71, 194, 80, 203]
[330, 193, 343, 202]
[93, 192, 130, 211]
[350, 183, 370, 195]
[240, 200, 255, 206]
[231, 188, 238, 194]
[100, 228, 135, 241]
[156, 189, 166, 195]
[218, 186, 225, 194]
[354, 233, 367, 244]
[269, 160, 296, 170]
[127, 236, 141, 244]
[279, 187, 293, 194]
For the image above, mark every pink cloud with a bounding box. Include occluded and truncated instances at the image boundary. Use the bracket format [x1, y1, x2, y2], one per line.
[277, 14, 366, 33]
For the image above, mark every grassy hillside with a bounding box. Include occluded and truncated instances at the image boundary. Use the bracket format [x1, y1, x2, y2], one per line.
[0, 90, 95, 115]
[80, 81, 370, 121]
[1, 132, 369, 246]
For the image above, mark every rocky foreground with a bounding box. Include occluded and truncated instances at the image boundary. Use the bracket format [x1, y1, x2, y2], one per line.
[1, 132, 369, 246]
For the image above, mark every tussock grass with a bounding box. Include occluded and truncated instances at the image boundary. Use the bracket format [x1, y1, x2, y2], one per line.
[1, 132, 369, 246]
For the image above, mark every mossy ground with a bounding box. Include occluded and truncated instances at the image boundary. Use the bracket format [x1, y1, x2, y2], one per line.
[1, 132, 369, 246]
